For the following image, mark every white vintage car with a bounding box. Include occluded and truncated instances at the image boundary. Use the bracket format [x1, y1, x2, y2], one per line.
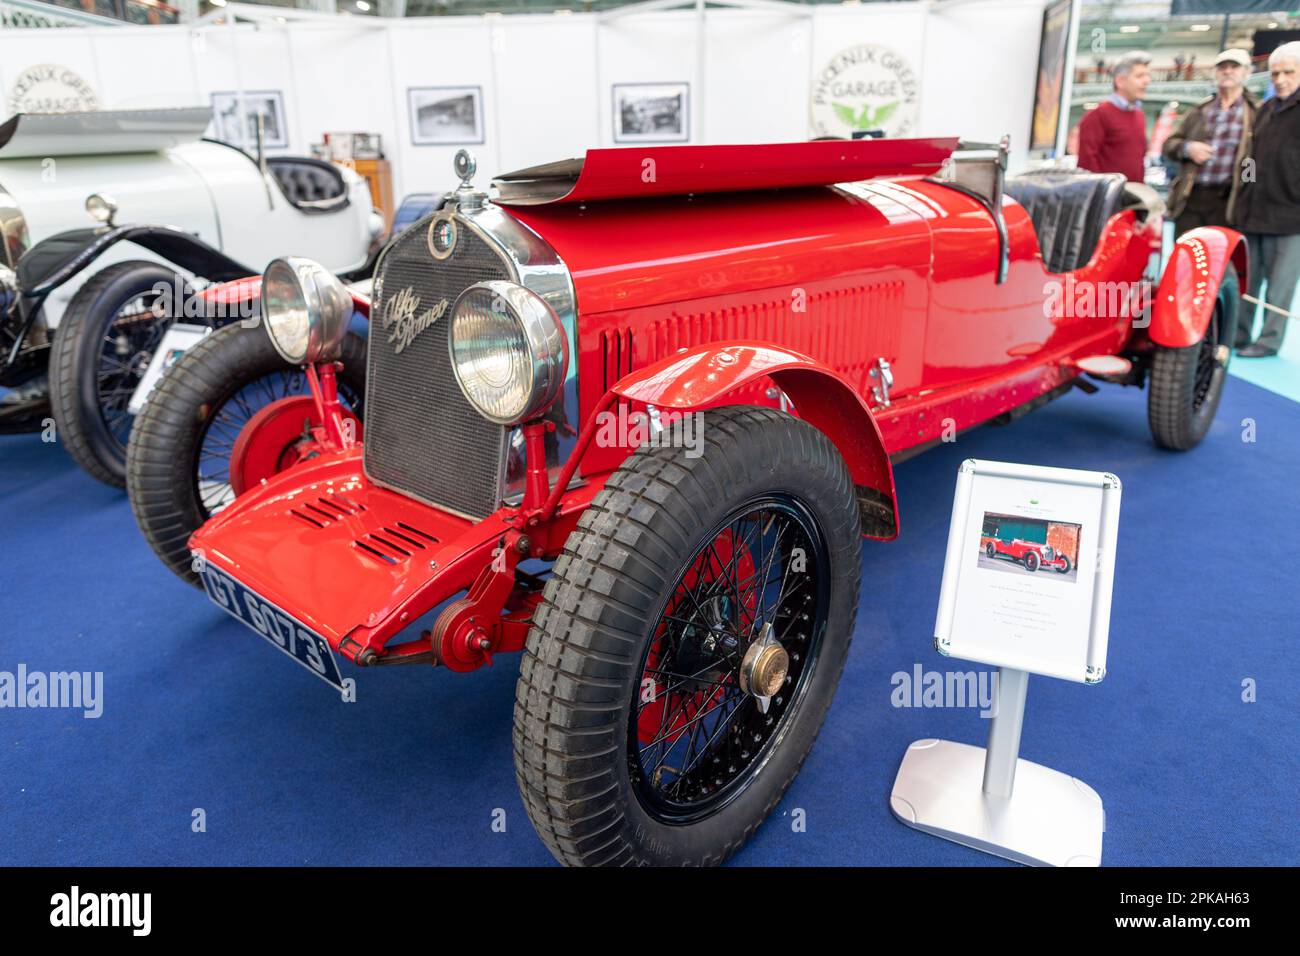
[0, 106, 381, 484]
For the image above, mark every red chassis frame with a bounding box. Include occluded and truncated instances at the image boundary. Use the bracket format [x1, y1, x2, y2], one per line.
[189, 141, 1246, 675]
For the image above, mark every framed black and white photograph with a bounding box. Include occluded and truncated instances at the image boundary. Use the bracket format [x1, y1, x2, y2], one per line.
[209, 90, 289, 150]
[612, 82, 689, 143]
[408, 86, 484, 146]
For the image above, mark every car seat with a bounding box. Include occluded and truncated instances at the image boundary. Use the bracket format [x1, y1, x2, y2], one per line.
[1004, 169, 1127, 274]
[267, 157, 350, 214]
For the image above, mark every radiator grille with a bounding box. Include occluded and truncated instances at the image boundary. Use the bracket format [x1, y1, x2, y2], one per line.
[363, 215, 511, 519]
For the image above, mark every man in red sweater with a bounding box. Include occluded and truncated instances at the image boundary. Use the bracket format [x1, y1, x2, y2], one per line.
[1078, 51, 1151, 182]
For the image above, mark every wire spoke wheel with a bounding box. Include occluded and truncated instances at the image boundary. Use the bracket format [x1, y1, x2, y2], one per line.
[1192, 305, 1221, 411]
[1148, 268, 1237, 451]
[127, 322, 367, 585]
[192, 369, 362, 517]
[631, 502, 832, 822]
[631, 497, 829, 824]
[514, 406, 862, 866]
[97, 293, 172, 448]
[50, 260, 193, 487]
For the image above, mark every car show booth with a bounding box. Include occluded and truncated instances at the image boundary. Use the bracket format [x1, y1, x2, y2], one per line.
[0, 0, 1296, 877]
[0, 0, 1060, 201]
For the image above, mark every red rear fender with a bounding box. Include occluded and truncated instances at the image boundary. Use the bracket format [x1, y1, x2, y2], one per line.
[1149, 227, 1247, 348]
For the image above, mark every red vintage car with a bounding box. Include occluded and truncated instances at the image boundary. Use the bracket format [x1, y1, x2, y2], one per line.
[127, 139, 1244, 867]
[983, 537, 1072, 574]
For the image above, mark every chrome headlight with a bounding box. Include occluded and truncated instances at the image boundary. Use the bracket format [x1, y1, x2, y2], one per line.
[449, 280, 568, 426]
[1042, 545, 1055, 560]
[261, 257, 352, 365]
[85, 193, 118, 227]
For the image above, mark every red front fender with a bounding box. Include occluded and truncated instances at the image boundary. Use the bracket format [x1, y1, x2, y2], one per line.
[1149, 226, 1247, 348]
[609, 342, 899, 540]
[195, 275, 372, 318]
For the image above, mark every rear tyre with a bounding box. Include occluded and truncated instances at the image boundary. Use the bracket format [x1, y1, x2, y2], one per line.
[126, 322, 366, 586]
[514, 406, 862, 866]
[986, 542, 996, 558]
[1148, 269, 1237, 451]
[49, 261, 189, 486]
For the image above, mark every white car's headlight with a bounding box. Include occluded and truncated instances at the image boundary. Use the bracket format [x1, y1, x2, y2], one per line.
[449, 280, 568, 426]
[261, 257, 352, 365]
[85, 192, 118, 226]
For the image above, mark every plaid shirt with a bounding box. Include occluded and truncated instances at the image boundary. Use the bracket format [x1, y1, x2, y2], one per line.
[1194, 96, 1245, 186]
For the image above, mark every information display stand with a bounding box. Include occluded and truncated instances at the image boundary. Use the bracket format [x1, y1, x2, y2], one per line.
[889, 459, 1121, 867]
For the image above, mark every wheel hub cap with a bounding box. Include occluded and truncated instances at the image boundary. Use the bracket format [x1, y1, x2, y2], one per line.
[740, 623, 789, 711]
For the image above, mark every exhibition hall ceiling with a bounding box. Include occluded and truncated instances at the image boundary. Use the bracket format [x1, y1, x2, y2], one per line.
[184, 0, 1300, 24]
[20, 0, 1299, 29]
[1080, 5, 1298, 54]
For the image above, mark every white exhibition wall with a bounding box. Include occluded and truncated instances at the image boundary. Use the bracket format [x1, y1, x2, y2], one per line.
[0, 1, 1052, 201]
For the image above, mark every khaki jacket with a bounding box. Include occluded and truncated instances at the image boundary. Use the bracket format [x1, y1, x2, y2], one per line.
[1162, 92, 1257, 221]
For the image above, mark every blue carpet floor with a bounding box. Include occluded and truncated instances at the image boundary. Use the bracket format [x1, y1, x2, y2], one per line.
[0, 374, 1296, 867]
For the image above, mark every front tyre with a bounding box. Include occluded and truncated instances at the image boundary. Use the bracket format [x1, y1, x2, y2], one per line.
[1056, 555, 1072, 574]
[126, 322, 365, 586]
[1148, 269, 1237, 451]
[513, 406, 862, 866]
[1023, 551, 1040, 572]
[49, 261, 190, 486]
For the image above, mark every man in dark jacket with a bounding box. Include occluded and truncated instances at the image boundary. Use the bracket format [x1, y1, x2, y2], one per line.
[1232, 41, 1300, 357]
[1163, 49, 1257, 238]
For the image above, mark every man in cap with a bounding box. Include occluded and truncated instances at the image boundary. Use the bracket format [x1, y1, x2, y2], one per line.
[1163, 49, 1258, 241]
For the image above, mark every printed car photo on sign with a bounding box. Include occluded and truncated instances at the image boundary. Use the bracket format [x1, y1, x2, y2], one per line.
[978, 512, 1081, 581]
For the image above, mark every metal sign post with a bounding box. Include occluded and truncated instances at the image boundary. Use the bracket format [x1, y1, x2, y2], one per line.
[891, 667, 1105, 867]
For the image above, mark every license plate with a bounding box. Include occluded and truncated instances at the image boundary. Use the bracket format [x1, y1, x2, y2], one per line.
[198, 562, 346, 692]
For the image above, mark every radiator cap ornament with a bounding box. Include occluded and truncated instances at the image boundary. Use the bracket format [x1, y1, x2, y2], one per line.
[452, 149, 485, 212]
[454, 149, 476, 187]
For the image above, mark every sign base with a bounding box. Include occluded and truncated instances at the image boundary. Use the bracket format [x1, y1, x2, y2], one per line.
[889, 739, 1103, 867]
